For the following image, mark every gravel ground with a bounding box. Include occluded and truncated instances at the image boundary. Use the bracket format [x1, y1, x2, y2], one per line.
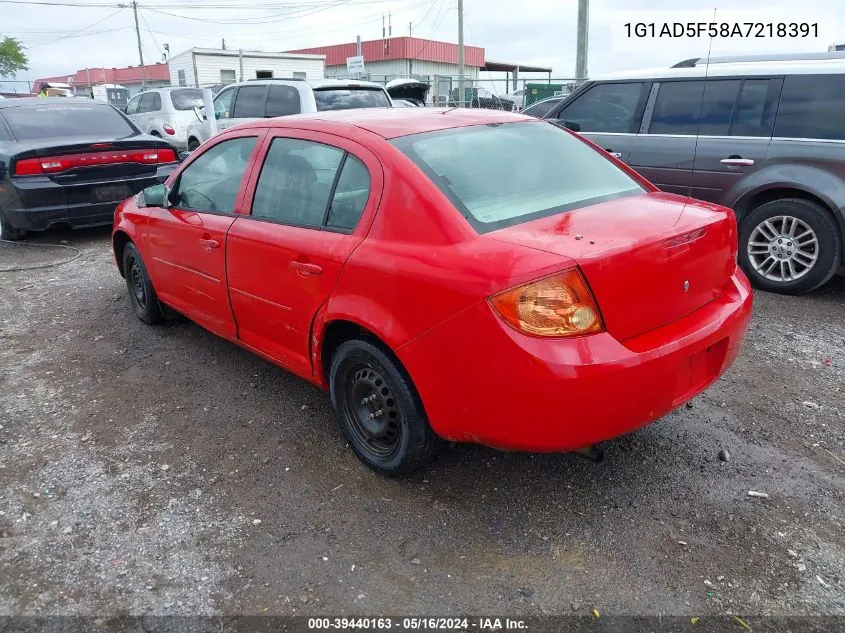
[0, 228, 843, 621]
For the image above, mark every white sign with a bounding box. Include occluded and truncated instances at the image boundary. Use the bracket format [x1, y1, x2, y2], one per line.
[346, 55, 365, 72]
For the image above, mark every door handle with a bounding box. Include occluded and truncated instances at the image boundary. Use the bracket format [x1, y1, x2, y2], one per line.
[291, 260, 323, 275]
[606, 150, 623, 159]
[720, 157, 755, 166]
[199, 238, 220, 250]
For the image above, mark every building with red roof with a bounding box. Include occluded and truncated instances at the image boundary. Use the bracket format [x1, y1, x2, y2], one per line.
[32, 63, 170, 97]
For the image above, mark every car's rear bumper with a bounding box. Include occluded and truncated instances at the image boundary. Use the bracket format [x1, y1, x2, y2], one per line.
[2, 165, 176, 232]
[399, 269, 753, 452]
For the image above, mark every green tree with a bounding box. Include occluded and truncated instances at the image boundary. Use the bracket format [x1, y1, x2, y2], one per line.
[0, 35, 29, 78]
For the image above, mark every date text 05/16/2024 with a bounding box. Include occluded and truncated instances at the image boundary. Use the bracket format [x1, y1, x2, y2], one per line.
[623, 22, 818, 38]
[307, 618, 528, 630]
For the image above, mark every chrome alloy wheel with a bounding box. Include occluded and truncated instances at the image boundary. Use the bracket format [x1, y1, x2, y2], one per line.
[746, 215, 819, 282]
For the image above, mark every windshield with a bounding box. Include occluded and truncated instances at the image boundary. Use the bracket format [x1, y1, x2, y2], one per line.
[314, 88, 391, 111]
[391, 121, 644, 233]
[2, 103, 135, 141]
[170, 89, 204, 111]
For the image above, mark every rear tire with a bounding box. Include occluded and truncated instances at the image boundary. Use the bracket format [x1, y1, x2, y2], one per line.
[329, 339, 442, 476]
[122, 242, 163, 325]
[0, 209, 25, 241]
[738, 198, 841, 295]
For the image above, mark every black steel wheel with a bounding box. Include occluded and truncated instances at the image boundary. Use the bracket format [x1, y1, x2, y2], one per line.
[122, 242, 163, 325]
[329, 339, 442, 476]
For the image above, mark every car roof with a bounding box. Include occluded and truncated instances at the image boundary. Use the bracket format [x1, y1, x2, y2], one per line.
[595, 57, 845, 81]
[0, 97, 112, 109]
[237, 107, 535, 139]
[220, 78, 388, 90]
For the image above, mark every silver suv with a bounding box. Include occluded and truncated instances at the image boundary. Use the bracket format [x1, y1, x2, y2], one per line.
[125, 87, 204, 151]
[185, 78, 393, 151]
[541, 52, 845, 294]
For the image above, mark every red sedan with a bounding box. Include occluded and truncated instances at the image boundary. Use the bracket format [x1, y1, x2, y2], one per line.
[113, 108, 753, 475]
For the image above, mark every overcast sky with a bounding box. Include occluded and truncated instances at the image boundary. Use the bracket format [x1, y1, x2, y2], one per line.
[2, 0, 844, 92]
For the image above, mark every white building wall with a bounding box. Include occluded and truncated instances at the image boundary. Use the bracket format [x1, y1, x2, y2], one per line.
[326, 59, 480, 79]
[168, 49, 325, 87]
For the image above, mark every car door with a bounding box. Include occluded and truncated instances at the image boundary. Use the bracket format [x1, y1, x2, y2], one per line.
[135, 92, 156, 134]
[222, 84, 268, 131]
[689, 78, 781, 204]
[143, 133, 264, 339]
[628, 79, 711, 196]
[549, 81, 649, 164]
[226, 130, 381, 376]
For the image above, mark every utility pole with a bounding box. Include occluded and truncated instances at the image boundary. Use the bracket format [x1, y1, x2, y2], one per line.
[131, 1, 146, 89]
[457, 0, 464, 106]
[575, 0, 588, 82]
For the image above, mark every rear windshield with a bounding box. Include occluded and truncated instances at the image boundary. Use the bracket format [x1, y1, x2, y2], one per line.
[170, 89, 204, 111]
[2, 103, 135, 141]
[314, 88, 391, 111]
[391, 121, 644, 233]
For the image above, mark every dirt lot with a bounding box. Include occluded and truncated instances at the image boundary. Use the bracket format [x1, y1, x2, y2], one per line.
[1, 228, 843, 621]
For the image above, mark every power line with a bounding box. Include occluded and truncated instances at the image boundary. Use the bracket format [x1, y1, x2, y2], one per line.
[137, 6, 163, 57]
[27, 7, 125, 48]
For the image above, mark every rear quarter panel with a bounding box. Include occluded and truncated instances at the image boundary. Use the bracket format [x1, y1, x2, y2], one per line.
[313, 141, 570, 382]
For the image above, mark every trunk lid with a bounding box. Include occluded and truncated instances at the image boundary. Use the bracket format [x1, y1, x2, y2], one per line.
[14, 136, 172, 184]
[488, 191, 738, 341]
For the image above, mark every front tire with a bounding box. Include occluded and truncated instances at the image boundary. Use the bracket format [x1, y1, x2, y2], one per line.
[187, 138, 200, 152]
[329, 339, 442, 476]
[738, 198, 841, 295]
[122, 242, 163, 325]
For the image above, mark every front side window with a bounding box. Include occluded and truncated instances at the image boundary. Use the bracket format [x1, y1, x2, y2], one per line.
[314, 88, 391, 111]
[392, 121, 644, 233]
[213, 88, 235, 120]
[252, 138, 344, 227]
[557, 82, 644, 133]
[265, 85, 301, 117]
[774, 74, 845, 140]
[173, 136, 257, 213]
[232, 86, 267, 119]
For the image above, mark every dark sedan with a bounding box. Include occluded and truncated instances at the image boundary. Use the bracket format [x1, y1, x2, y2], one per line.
[0, 97, 179, 240]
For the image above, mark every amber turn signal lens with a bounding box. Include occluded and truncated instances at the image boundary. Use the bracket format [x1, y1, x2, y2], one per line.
[489, 268, 604, 337]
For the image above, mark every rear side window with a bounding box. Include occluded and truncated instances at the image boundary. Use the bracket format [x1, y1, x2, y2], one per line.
[151, 92, 161, 111]
[774, 74, 845, 140]
[392, 121, 644, 233]
[232, 86, 267, 118]
[2, 104, 135, 141]
[556, 82, 644, 133]
[731, 79, 776, 137]
[265, 85, 301, 117]
[314, 88, 391, 111]
[252, 138, 344, 227]
[326, 155, 370, 230]
[170, 89, 204, 111]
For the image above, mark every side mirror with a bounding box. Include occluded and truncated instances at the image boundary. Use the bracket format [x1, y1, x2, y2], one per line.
[139, 183, 169, 208]
[193, 105, 207, 122]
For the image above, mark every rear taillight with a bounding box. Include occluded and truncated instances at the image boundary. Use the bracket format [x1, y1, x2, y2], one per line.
[13, 158, 44, 176]
[489, 268, 604, 338]
[12, 148, 177, 176]
[163, 123, 176, 135]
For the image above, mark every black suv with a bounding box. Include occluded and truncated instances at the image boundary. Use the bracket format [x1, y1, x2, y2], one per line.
[541, 52, 845, 294]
